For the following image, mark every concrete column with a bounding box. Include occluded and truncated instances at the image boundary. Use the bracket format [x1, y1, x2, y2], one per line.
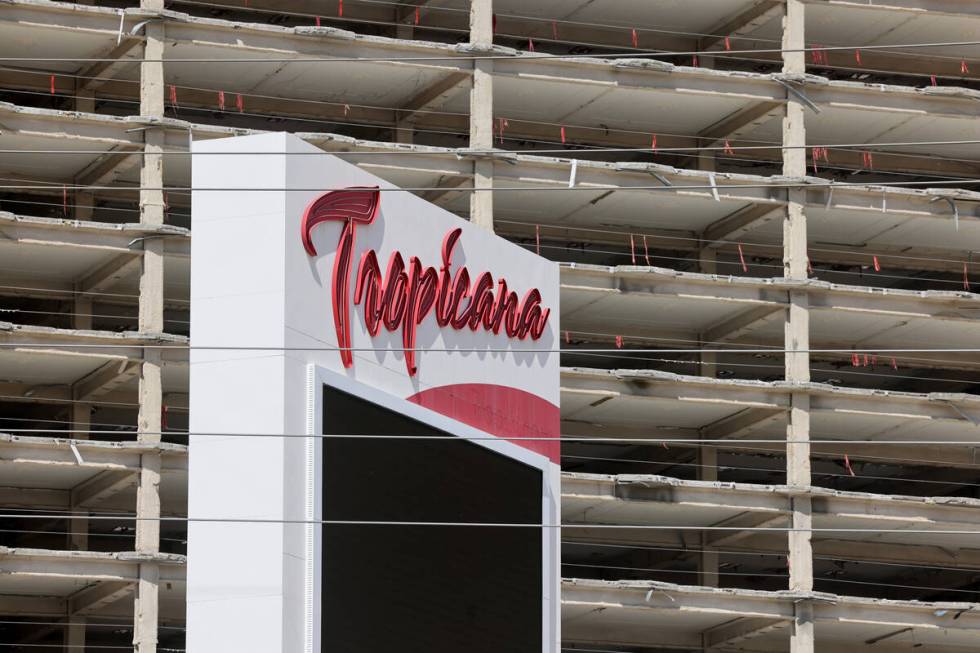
[69, 513, 89, 552]
[73, 293, 93, 331]
[66, 49, 95, 653]
[394, 118, 414, 144]
[698, 331, 719, 589]
[468, 0, 494, 231]
[787, 392, 812, 589]
[134, 559, 160, 653]
[697, 142, 716, 173]
[698, 246, 719, 381]
[697, 443, 719, 587]
[71, 402, 91, 438]
[791, 599, 815, 652]
[72, 289, 93, 446]
[136, 450, 162, 551]
[65, 618, 86, 652]
[698, 350, 717, 378]
[782, 1, 814, 652]
[133, 446, 161, 653]
[698, 246, 718, 275]
[395, 6, 416, 40]
[135, 7, 164, 653]
[76, 90, 96, 114]
[75, 191, 95, 221]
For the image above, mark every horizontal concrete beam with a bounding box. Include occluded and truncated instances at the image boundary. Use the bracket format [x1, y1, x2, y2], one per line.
[561, 367, 980, 425]
[0, 103, 975, 252]
[562, 263, 979, 321]
[3, 3, 979, 140]
[0, 593, 185, 621]
[563, 472, 980, 550]
[0, 321, 188, 360]
[73, 360, 142, 402]
[562, 578, 980, 648]
[0, 547, 185, 582]
[68, 580, 133, 615]
[0, 433, 187, 473]
[0, 212, 189, 256]
[560, 264, 980, 368]
[70, 470, 138, 508]
[802, 0, 980, 18]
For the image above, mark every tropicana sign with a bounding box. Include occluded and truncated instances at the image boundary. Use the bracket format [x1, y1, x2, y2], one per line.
[301, 186, 552, 376]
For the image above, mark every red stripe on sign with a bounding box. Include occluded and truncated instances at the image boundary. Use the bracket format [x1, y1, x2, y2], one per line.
[407, 383, 560, 463]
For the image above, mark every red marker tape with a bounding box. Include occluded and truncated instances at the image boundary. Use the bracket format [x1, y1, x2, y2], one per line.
[564, 330, 570, 344]
[49, 74, 55, 95]
[930, 74, 937, 86]
[962, 60, 970, 74]
[528, 38, 535, 52]
[316, 16, 321, 27]
[724, 36, 731, 51]
[631, 28, 638, 49]
[560, 126, 566, 143]
[855, 49, 862, 65]
[872, 255, 881, 272]
[737, 243, 748, 272]
[650, 133, 657, 152]
[844, 454, 855, 477]
[643, 235, 651, 266]
[891, 357, 898, 370]
[630, 234, 636, 264]
[169, 84, 178, 108]
[807, 258, 813, 276]
[415, 7, 420, 24]
[965, 263, 972, 291]
[217, 90, 225, 111]
[724, 140, 735, 156]
[338, 0, 343, 17]
[236, 93, 244, 112]
[851, 353, 860, 367]
[692, 55, 699, 67]
[615, 335, 623, 349]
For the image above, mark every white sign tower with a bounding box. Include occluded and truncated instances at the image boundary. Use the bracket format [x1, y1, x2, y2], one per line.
[187, 133, 560, 653]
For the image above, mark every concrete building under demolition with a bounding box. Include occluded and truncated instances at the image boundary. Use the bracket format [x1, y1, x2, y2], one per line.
[1, 0, 979, 651]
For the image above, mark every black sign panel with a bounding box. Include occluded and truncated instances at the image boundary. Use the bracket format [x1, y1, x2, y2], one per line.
[321, 386, 543, 653]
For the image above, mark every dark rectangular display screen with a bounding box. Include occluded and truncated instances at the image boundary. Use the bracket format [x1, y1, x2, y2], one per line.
[321, 386, 543, 653]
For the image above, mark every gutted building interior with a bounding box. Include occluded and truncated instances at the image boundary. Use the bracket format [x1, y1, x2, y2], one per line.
[0, 0, 979, 651]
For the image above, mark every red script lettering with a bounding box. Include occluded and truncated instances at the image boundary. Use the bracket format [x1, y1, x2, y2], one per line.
[302, 188, 551, 375]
